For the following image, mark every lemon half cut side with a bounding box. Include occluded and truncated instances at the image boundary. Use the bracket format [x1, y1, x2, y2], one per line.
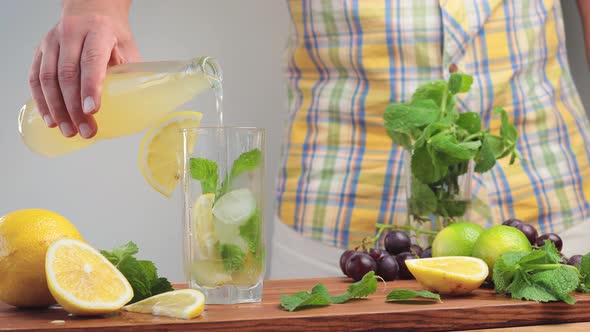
[405, 256, 489, 295]
[45, 238, 133, 316]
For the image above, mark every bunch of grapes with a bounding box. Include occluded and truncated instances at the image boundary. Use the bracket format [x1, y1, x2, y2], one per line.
[339, 230, 431, 281]
[502, 218, 581, 265]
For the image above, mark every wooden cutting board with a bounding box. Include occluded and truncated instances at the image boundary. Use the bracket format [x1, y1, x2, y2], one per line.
[1, 278, 590, 332]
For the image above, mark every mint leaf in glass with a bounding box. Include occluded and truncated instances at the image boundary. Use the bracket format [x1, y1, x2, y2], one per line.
[239, 209, 261, 255]
[231, 148, 262, 178]
[219, 148, 262, 195]
[189, 157, 219, 194]
[219, 243, 246, 272]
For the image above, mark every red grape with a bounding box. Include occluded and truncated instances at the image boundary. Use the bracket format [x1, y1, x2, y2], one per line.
[410, 244, 423, 257]
[420, 247, 432, 258]
[559, 252, 568, 264]
[568, 255, 583, 266]
[515, 223, 538, 245]
[384, 230, 411, 255]
[339, 249, 356, 276]
[376, 255, 399, 281]
[369, 248, 388, 262]
[345, 252, 377, 281]
[502, 218, 522, 227]
[536, 233, 563, 252]
[395, 252, 417, 280]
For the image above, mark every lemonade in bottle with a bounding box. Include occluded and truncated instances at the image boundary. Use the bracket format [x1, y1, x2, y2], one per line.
[18, 56, 222, 157]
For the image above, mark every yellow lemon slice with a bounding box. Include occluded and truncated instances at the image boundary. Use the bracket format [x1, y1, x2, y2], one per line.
[45, 238, 133, 316]
[405, 256, 489, 295]
[122, 289, 205, 319]
[192, 193, 218, 260]
[139, 111, 202, 197]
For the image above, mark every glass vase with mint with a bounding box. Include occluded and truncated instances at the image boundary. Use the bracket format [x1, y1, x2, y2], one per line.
[379, 73, 521, 246]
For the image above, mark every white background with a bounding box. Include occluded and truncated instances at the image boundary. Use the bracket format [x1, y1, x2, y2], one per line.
[0, 1, 587, 281]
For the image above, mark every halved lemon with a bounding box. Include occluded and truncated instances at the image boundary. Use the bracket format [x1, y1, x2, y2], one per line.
[45, 238, 133, 316]
[122, 289, 205, 319]
[139, 111, 202, 197]
[405, 256, 489, 295]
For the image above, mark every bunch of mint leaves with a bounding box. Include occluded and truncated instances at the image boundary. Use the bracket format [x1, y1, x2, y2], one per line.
[101, 242, 173, 304]
[493, 241, 590, 304]
[383, 73, 521, 224]
[189, 148, 264, 273]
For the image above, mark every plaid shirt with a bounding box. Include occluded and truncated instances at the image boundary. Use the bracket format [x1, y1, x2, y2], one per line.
[276, 0, 590, 249]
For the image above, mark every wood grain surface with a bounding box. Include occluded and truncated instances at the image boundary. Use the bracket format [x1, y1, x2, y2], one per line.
[2, 278, 590, 332]
[461, 322, 590, 332]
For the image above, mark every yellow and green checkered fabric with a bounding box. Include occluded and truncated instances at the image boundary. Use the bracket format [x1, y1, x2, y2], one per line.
[276, 0, 590, 248]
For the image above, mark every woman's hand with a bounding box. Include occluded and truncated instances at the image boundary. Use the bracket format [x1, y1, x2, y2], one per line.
[29, 0, 140, 138]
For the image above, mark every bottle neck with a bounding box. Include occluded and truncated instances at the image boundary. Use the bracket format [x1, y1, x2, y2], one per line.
[192, 56, 223, 89]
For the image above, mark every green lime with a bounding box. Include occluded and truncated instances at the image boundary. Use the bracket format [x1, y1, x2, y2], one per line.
[432, 222, 485, 257]
[471, 225, 532, 272]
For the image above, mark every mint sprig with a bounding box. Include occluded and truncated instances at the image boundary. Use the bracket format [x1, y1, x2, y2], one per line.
[280, 285, 333, 312]
[280, 271, 378, 311]
[101, 242, 173, 304]
[383, 73, 521, 225]
[346, 271, 379, 298]
[385, 289, 441, 303]
[493, 241, 579, 304]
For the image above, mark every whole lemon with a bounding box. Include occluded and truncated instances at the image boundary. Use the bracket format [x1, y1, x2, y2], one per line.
[432, 222, 485, 257]
[471, 225, 531, 273]
[0, 209, 83, 307]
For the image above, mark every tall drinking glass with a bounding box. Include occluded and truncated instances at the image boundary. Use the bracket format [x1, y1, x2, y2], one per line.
[181, 127, 265, 304]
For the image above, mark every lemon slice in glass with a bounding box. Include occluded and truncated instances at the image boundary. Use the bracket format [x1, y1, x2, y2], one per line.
[139, 111, 202, 197]
[192, 193, 218, 260]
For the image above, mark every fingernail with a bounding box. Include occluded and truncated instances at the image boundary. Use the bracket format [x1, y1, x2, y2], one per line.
[43, 115, 54, 127]
[59, 122, 75, 137]
[83, 96, 96, 114]
[79, 123, 92, 138]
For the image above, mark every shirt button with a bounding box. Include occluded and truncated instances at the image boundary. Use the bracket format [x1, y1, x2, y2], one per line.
[448, 63, 458, 73]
